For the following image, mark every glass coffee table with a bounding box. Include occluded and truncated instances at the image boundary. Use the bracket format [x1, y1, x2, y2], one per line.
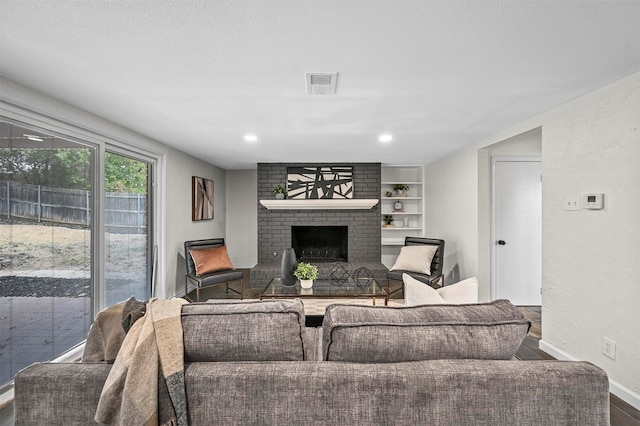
[260, 277, 388, 306]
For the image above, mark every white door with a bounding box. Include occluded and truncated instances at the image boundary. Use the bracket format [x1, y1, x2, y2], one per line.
[493, 158, 542, 305]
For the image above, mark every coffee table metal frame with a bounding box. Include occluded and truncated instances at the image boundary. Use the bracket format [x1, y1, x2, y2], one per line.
[260, 277, 388, 306]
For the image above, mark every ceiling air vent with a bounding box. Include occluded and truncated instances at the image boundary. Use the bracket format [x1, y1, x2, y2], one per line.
[305, 72, 338, 95]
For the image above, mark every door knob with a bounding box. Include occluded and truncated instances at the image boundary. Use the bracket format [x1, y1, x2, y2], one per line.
[497, 240, 506, 245]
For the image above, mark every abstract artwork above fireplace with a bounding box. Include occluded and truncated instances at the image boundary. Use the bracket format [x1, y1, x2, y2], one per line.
[286, 166, 353, 199]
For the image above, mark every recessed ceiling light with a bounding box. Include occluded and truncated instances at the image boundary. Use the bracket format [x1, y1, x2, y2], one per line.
[244, 134, 258, 143]
[24, 134, 44, 142]
[378, 134, 393, 143]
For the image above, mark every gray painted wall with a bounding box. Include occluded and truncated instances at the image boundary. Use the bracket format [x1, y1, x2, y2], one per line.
[225, 169, 258, 268]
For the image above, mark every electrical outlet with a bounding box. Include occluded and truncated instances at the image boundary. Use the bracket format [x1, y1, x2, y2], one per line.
[602, 337, 616, 360]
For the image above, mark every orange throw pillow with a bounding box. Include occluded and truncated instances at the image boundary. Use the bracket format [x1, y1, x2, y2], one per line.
[190, 245, 235, 276]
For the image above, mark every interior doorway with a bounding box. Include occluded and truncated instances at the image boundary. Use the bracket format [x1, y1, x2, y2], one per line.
[492, 157, 542, 305]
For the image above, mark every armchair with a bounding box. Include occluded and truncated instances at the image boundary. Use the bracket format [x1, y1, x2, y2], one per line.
[387, 237, 445, 296]
[184, 238, 243, 302]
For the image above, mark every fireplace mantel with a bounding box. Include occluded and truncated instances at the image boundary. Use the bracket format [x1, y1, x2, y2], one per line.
[260, 199, 379, 210]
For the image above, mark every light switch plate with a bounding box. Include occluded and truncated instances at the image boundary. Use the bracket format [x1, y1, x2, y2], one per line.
[564, 195, 580, 211]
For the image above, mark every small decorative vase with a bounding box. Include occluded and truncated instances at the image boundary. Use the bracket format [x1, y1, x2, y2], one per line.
[300, 279, 313, 289]
[275, 193, 285, 200]
[281, 248, 297, 287]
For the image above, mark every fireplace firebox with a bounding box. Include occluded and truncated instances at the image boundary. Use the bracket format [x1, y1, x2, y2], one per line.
[291, 226, 348, 262]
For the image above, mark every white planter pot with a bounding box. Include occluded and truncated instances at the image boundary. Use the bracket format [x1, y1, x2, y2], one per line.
[300, 279, 313, 289]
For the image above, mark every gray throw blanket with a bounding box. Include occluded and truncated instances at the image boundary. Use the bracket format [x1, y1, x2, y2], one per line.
[82, 297, 146, 363]
[95, 298, 189, 426]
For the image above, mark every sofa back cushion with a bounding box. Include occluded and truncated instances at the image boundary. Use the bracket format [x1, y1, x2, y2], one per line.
[182, 299, 306, 361]
[323, 300, 530, 362]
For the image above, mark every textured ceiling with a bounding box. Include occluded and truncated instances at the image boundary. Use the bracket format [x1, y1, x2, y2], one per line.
[1, 1, 639, 169]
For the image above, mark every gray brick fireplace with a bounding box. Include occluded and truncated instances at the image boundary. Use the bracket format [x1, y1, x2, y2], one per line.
[250, 162, 385, 288]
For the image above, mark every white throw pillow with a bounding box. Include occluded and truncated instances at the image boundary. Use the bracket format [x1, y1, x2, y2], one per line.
[389, 245, 438, 275]
[403, 274, 447, 305]
[404, 274, 479, 306]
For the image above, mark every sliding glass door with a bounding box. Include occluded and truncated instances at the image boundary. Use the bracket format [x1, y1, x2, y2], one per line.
[0, 121, 94, 386]
[104, 151, 152, 307]
[0, 119, 154, 388]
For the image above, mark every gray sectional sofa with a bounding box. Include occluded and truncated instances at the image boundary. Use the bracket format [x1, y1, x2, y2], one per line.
[14, 299, 610, 425]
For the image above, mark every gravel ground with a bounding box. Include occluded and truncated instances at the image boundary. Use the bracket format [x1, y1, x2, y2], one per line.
[0, 275, 90, 297]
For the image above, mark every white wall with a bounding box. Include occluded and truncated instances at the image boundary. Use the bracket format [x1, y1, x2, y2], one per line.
[423, 72, 640, 406]
[225, 169, 258, 268]
[539, 73, 639, 405]
[166, 153, 227, 297]
[0, 77, 227, 300]
[423, 147, 479, 286]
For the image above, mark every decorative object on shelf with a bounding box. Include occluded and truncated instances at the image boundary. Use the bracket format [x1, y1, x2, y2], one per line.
[329, 262, 351, 286]
[393, 183, 409, 197]
[352, 266, 374, 288]
[272, 185, 286, 199]
[403, 217, 410, 228]
[192, 176, 214, 221]
[280, 248, 298, 287]
[385, 191, 393, 197]
[383, 214, 395, 228]
[393, 200, 404, 211]
[294, 262, 318, 289]
[287, 166, 353, 199]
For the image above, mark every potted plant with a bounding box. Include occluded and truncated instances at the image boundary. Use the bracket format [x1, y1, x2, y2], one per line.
[393, 184, 409, 196]
[383, 214, 395, 228]
[273, 185, 286, 199]
[293, 262, 318, 289]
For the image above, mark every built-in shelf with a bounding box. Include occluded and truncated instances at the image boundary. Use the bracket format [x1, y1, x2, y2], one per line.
[260, 199, 379, 210]
[381, 165, 425, 267]
[381, 239, 408, 246]
[381, 212, 421, 215]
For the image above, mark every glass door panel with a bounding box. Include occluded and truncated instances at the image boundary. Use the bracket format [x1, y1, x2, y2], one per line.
[0, 121, 93, 386]
[104, 152, 151, 306]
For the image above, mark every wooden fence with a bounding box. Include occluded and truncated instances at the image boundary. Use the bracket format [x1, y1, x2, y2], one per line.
[0, 181, 147, 233]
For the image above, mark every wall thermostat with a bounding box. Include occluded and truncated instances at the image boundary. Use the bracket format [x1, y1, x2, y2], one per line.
[583, 193, 604, 210]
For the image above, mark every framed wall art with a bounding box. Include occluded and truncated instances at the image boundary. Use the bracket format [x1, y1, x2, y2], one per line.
[286, 166, 353, 199]
[192, 176, 214, 221]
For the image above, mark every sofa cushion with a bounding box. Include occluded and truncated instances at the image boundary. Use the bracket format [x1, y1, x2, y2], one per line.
[182, 299, 307, 361]
[323, 299, 530, 362]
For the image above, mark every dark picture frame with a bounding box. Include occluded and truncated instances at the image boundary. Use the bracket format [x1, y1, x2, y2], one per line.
[192, 176, 214, 221]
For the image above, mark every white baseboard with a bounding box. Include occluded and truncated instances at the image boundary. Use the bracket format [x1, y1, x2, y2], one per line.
[540, 339, 640, 410]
